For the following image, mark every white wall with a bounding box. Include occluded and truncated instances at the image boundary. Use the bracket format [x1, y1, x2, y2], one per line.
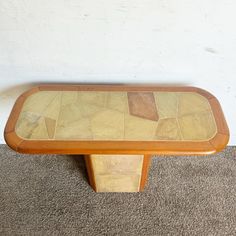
[0, 0, 236, 144]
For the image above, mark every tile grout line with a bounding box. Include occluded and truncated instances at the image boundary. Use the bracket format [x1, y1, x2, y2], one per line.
[28, 92, 59, 139]
[176, 93, 184, 140]
[123, 92, 129, 140]
[153, 92, 159, 140]
[53, 92, 63, 140]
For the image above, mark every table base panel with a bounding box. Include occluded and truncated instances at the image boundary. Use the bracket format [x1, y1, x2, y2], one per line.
[85, 154, 151, 192]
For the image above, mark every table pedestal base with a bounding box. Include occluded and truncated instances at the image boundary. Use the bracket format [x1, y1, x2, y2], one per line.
[84, 154, 151, 192]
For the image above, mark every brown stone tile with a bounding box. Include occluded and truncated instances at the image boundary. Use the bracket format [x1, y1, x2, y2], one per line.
[127, 92, 159, 121]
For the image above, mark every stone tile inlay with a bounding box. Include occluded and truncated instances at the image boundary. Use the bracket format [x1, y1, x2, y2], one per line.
[127, 92, 159, 121]
[15, 91, 217, 141]
[45, 117, 56, 139]
[155, 118, 182, 140]
[90, 154, 143, 192]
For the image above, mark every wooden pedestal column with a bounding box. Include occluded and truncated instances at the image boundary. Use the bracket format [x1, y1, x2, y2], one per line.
[85, 154, 152, 192]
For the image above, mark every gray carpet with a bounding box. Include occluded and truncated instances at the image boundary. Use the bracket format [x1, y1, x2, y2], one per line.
[1, 145, 236, 236]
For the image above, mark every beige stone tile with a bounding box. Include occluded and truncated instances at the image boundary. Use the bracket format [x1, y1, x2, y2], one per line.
[178, 92, 211, 116]
[55, 118, 92, 140]
[42, 92, 62, 120]
[18, 91, 61, 139]
[155, 118, 182, 140]
[78, 91, 107, 107]
[61, 91, 78, 106]
[79, 103, 106, 119]
[45, 117, 56, 139]
[57, 103, 84, 127]
[154, 92, 178, 119]
[91, 109, 125, 140]
[90, 154, 144, 175]
[57, 102, 107, 135]
[30, 117, 49, 140]
[22, 91, 59, 114]
[178, 111, 217, 140]
[95, 174, 141, 192]
[16, 113, 51, 140]
[16, 111, 42, 139]
[106, 92, 129, 113]
[124, 114, 158, 140]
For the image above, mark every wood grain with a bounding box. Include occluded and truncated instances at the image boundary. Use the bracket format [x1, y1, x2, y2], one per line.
[140, 155, 152, 191]
[84, 155, 97, 192]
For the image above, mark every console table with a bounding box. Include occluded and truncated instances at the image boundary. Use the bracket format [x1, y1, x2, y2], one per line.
[4, 85, 229, 192]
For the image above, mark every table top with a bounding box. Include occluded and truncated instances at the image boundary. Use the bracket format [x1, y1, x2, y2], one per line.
[4, 85, 229, 155]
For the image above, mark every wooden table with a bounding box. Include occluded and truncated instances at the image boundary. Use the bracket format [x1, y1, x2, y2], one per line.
[4, 85, 229, 192]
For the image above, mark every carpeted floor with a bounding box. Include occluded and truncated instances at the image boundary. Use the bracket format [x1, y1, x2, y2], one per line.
[0, 145, 236, 236]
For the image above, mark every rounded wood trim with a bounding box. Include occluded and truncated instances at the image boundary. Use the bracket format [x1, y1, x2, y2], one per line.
[84, 155, 97, 192]
[140, 155, 152, 191]
[4, 84, 230, 155]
